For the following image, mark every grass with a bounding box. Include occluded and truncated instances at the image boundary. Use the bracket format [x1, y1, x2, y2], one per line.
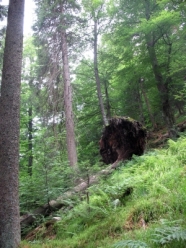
[20, 136, 186, 248]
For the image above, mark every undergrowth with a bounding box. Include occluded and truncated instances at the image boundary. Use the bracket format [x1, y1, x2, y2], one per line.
[21, 136, 186, 248]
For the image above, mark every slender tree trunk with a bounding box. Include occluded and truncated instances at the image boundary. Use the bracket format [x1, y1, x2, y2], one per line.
[139, 78, 157, 129]
[136, 83, 145, 124]
[145, 35, 174, 128]
[103, 79, 111, 119]
[144, 0, 174, 129]
[60, 5, 78, 169]
[0, 1, 24, 247]
[93, 18, 108, 126]
[28, 106, 33, 176]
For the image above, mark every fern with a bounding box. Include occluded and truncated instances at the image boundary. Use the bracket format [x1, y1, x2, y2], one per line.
[112, 224, 186, 248]
[152, 226, 186, 245]
[113, 240, 149, 248]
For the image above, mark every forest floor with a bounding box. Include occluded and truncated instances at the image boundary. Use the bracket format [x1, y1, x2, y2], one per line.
[20, 130, 186, 248]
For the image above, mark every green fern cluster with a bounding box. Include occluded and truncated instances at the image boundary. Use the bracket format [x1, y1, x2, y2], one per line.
[21, 137, 186, 247]
[113, 240, 148, 248]
[153, 225, 186, 246]
[113, 222, 186, 248]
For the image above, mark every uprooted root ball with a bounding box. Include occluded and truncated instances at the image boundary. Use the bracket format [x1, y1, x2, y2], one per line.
[99, 117, 147, 166]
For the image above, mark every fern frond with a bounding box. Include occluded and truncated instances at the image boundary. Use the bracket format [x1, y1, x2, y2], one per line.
[113, 240, 149, 248]
[152, 226, 186, 245]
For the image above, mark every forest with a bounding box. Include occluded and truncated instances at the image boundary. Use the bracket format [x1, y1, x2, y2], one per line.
[0, 0, 186, 247]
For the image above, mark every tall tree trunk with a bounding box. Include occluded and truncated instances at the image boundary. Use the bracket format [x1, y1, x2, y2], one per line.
[144, 0, 174, 129]
[93, 18, 108, 126]
[61, 5, 78, 169]
[0, 1, 24, 247]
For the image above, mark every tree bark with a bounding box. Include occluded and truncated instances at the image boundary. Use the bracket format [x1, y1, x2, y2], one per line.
[103, 79, 111, 119]
[0, 0, 24, 247]
[60, 4, 78, 169]
[93, 18, 108, 126]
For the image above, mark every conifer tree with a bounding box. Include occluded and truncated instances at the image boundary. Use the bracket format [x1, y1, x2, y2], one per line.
[33, 0, 81, 168]
[0, 0, 24, 247]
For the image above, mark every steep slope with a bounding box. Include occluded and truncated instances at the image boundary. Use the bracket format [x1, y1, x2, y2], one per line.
[21, 137, 186, 248]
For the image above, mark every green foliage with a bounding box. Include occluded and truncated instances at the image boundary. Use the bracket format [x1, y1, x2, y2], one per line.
[113, 240, 149, 248]
[73, 60, 104, 164]
[55, 186, 113, 240]
[113, 220, 186, 248]
[167, 137, 186, 164]
[21, 137, 186, 247]
[153, 225, 186, 246]
[174, 83, 186, 106]
[19, 0, 186, 246]
[100, 0, 186, 127]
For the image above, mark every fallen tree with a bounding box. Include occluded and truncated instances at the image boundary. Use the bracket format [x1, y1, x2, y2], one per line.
[99, 117, 147, 168]
[20, 164, 117, 230]
[21, 117, 147, 231]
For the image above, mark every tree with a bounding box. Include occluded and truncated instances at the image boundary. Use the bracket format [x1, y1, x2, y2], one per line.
[0, 0, 25, 247]
[143, 0, 175, 129]
[33, 0, 81, 169]
[82, 0, 109, 126]
[73, 59, 104, 164]
[101, 0, 186, 130]
[60, 1, 78, 168]
[21, 37, 37, 176]
[93, 7, 108, 126]
[20, 37, 71, 212]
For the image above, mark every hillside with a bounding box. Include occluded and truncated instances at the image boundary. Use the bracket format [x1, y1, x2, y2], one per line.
[21, 136, 186, 248]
